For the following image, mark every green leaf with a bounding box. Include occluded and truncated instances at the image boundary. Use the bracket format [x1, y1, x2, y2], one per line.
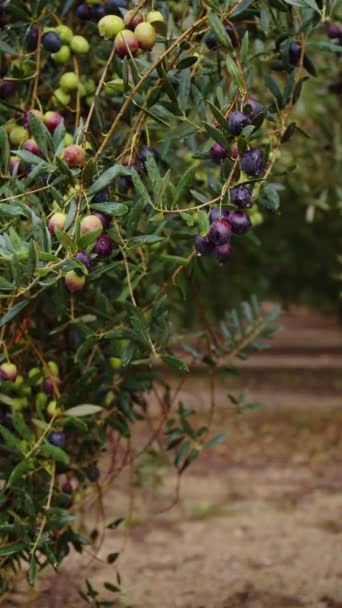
[203, 123, 229, 149]
[14, 150, 44, 166]
[225, 55, 245, 92]
[40, 442, 69, 464]
[28, 556, 37, 586]
[55, 227, 75, 251]
[77, 228, 102, 250]
[162, 355, 189, 373]
[8, 460, 32, 486]
[0, 41, 17, 55]
[0, 543, 25, 557]
[88, 165, 131, 196]
[198, 210, 210, 234]
[0, 127, 10, 173]
[177, 56, 198, 70]
[207, 11, 233, 50]
[231, 0, 255, 15]
[173, 165, 198, 207]
[306, 41, 342, 53]
[265, 74, 283, 107]
[281, 122, 297, 143]
[11, 413, 32, 441]
[64, 404, 103, 417]
[0, 424, 20, 451]
[207, 101, 230, 132]
[129, 235, 165, 246]
[204, 433, 227, 448]
[90, 202, 129, 216]
[29, 113, 52, 159]
[0, 300, 29, 328]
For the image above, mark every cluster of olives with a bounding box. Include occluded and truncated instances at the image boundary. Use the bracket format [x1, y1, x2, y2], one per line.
[195, 101, 265, 264]
[97, 9, 164, 57]
[0, 359, 61, 416]
[48, 187, 115, 293]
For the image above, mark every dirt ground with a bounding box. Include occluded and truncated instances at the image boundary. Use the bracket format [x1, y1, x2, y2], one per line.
[7, 406, 342, 608]
[3, 309, 342, 608]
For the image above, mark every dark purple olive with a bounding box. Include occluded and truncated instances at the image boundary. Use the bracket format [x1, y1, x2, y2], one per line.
[94, 234, 114, 257]
[227, 111, 250, 136]
[326, 22, 342, 40]
[106, 0, 128, 13]
[209, 207, 230, 224]
[205, 25, 241, 50]
[228, 210, 252, 234]
[93, 189, 109, 203]
[230, 185, 252, 209]
[48, 431, 66, 448]
[91, 5, 106, 21]
[0, 81, 15, 99]
[76, 4, 92, 19]
[26, 27, 38, 52]
[289, 41, 301, 66]
[42, 32, 62, 53]
[75, 251, 92, 269]
[62, 481, 73, 494]
[208, 220, 232, 246]
[87, 465, 100, 482]
[240, 148, 264, 177]
[244, 98, 263, 120]
[194, 234, 214, 256]
[215, 242, 233, 263]
[139, 146, 160, 166]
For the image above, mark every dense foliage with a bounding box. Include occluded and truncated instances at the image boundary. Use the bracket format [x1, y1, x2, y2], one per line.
[0, 0, 340, 600]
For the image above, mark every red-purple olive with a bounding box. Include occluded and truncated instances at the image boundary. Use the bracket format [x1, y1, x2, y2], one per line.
[44, 111, 64, 133]
[115, 29, 140, 57]
[210, 143, 227, 164]
[124, 9, 144, 30]
[23, 138, 40, 155]
[63, 145, 86, 168]
[94, 234, 114, 257]
[43, 376, 61, 396]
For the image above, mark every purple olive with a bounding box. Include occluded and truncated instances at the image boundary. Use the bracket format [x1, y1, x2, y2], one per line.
[240, 148, 264, 177]
[227, 111, 250, 136]
[215, 242, 233, 263]
[230, 185, 252, 208]
[208, 220, 232, 246]
[194, 234, 214, 256]
[209, 207, 230, 224]
[75, 251, 92, 269]
[94, 234, 114, 257]
[228, 210, 252, 234]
